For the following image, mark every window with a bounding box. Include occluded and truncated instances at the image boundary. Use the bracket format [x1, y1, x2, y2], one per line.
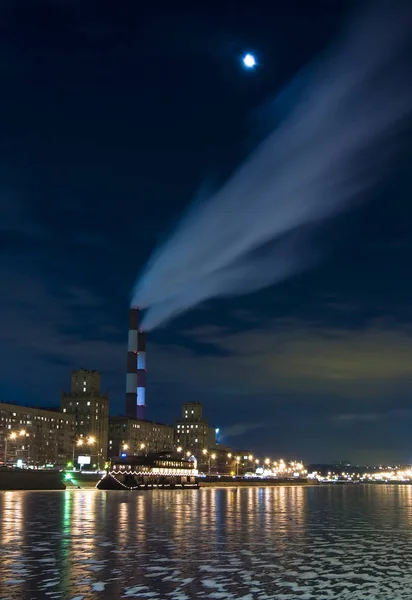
[83, 387, 86, 392]
[87, 401, 90, 406]
[63, 408, 66, 413]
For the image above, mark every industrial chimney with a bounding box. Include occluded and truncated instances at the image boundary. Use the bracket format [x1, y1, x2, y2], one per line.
[126, 307, 139, 419]
[136, 330, 146, 420]
[125, 308, 147, 420]
[125, 309, 146, 422]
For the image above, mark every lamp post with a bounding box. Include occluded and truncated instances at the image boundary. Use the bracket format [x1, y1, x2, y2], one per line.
[202, 449, 216, 475]
[236, 456, 240, 476]
[73, 436, 96, 470]
[4, 430, 27, 465]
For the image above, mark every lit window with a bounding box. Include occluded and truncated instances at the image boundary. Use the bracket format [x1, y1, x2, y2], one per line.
[87, 401, 90, 406]
[63, 409, 66, 413]
[83, 387, 86, 392]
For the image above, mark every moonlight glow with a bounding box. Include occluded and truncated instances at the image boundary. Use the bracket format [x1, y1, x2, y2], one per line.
[242, 53, 256, 68]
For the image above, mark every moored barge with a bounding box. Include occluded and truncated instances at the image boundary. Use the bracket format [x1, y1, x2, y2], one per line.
[96, 451, 199, 490]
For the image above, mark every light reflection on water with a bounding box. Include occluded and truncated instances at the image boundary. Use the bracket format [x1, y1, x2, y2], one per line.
[1, 486, 412, 599]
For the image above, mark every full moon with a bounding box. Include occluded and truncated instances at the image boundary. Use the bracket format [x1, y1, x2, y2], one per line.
[242, 53, 256, 68]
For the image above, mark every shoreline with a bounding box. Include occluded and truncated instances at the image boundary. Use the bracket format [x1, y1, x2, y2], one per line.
[200, 480, 314, 488]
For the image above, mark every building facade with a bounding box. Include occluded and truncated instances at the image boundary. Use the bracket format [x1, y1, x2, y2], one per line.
[174, 402, 210, 454]
[60, 369, 109, 468]
[108, 416, 174, 458]
[0, 402, 75, 467]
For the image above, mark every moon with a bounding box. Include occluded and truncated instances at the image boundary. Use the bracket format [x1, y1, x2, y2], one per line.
[242, 53, 256, 69]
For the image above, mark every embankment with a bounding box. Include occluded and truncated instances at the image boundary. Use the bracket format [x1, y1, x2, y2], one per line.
[0, 469, 65, 490]
[200, 479, 315, 488]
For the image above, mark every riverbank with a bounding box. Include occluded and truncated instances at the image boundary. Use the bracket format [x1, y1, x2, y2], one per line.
[0, 468, 65, 490]
[200, 480, 315, 487]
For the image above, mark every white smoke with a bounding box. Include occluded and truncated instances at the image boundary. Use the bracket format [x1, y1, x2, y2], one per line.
[132, 2, 412, 330]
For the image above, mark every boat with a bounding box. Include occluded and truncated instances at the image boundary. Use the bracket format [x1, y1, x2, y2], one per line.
[96, 451, 199, 490]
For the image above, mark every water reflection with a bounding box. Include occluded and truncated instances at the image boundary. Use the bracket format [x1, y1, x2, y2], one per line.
[1, 486, 412, 598]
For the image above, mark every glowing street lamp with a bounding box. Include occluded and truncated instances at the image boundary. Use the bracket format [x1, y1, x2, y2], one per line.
[4, 430, 28, 464]
[73, 436, 96, 469]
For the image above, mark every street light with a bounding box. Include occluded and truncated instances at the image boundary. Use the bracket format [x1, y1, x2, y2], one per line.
[4, 430, 28, 465]
[73, 437, 96, 469]
[202, 450, 216, 475]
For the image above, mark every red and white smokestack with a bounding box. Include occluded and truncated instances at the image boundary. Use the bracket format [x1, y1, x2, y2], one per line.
[126, 307, 139, 419]
[136, 330, 146, 420]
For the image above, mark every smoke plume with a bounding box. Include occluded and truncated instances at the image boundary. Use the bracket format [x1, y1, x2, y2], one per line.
[132, 3, 412, 330]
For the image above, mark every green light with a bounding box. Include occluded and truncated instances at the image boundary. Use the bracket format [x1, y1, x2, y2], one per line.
[67, 461, 73, 467]
[64, 472, 73, 481]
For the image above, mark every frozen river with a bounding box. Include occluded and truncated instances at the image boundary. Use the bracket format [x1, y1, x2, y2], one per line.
[1, 485, 412, 599]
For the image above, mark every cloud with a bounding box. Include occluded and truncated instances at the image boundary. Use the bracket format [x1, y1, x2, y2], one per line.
[0, 262, 126, 404]
[150, 317, 412, 402]
[220, 422, 267, 439]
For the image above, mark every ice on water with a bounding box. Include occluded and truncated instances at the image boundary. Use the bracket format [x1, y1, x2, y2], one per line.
[1, 486, 412, 599]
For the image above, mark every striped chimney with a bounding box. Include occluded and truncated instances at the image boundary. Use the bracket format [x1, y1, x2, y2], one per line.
[125, 307, 139, 419]
[136, 330, 146, 420]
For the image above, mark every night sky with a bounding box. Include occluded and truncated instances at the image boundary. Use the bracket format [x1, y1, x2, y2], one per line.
[1, 0, 412, 464]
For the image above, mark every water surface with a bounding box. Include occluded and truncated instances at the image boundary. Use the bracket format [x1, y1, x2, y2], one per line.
[1, 485, 412, 599]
